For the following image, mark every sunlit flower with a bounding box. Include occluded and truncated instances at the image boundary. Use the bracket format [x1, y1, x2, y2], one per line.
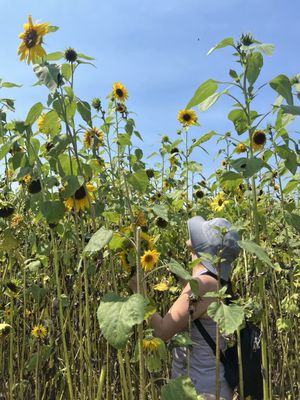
[64, 183, 96, 212]
[177, 109, 197, 127]
[142, 337, 161, 351]
[209, 192, 229, 212]
[153, 281, 169, 291]
[115, 103, 127, 113]
[19, 175, 31, 185]
[112, 82, 128, 102]
[140, 249, 159, 271]
[235, 143, 247, 154]
[251, 130, 266, 152]
[83, 127, 104, 148]
[31, 324, 47, 339]
[18, 15, 49, 64]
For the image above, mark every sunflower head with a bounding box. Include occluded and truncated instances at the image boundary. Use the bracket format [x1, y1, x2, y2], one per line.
[155, 217, 168, 229]
[0, 204, 15, 218]
[177, 109, 197, 127]
[83, 127, 104, 148]
[195, 189, 204, 199]
[91, 97, 101, 111]
[235, 143, 247, 154]
[115, 102, 127, 113]
[28, 179, 42, 194]
[146, 169, 155, 178]
[140, 249, 159, 272]
[31, 324, 47, 339]
[18, 15, 49, 64]
[209, 192, 229, 212]
[112, 82, 128, 102]
[252, 130, 266, 151]
[64, 183, 95, 212]
[142, 337, 161, 352]
[170, 147, 179, 155]
[64, 48, 78, 63]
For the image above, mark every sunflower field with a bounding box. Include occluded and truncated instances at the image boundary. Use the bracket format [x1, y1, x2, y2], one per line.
[0, 16, 299, 400]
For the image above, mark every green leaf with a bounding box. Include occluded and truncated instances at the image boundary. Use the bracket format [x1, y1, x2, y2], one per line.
[207, 37, 235, 55]
[47, 134, 70, 157]
[161, 376, 202, 400]
[117, 133, 132, 146]
[25, 102, 43, 125]
[167, 259, 192, 281]
[230, 157, 270, 178]
[127, 169, 149, 193]
[199, 91, 223, 111]
[153, 204, 169, 221]
[33, 63, 61, 93]
[189, 131, 216, 152]
[228, 109, 258, 135]
[0, 136, 20, 161]
[207, 302, 244, 334]
[171, 332, 196, 347]
[77, 53, 95, 60]
[77, 100, 92, 127]
[83, 227, 113, 254]
[269, 75, 293, 106]
[246, 52, 263, 85]
[186, 79, 218, 109]
[237, 240, 273, 268]
[97, 293, 145, 349]
[280, 105, 300, 115]
[46, 52, 64, 61]
[1, 81, 21, 88]
[42, 110, 61, 136]
[275, 145, 297, 175]
[28, 284, 47, 303]
[284, 212, 300, 233]
[283, 179, 299, 194]
[61, 64, 72, 81]
[219, 171, 243, 190]
[40, 201, 65, 223]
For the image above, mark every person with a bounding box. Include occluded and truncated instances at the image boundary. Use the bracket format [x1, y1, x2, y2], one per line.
[129, 216, 240, 400]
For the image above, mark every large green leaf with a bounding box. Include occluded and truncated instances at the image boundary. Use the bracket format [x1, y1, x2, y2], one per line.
[83, 227, 113, 254]
[280, 105, 300, 116]
[186, 79, 218, 109]
[33, 63, 61, 92]
[161, 376, 202, 400]
[40, 201, 65, 223]
[77, 100, 92, 127]
[61, 175, 85, 199]
[97, 293, 145, 349]
[207, 302, 244, 334]
[127, 169, 149, 193]
[199, 90, 225, 111]
[47, 134, 70, 157]
[246, 52, 263, 85]
[269, 75, 293, 106]
[275, 145, 297, 175]
[228, 109, 258, 135]
[207, 37, 234, 55]
[167, 260, 199, 296]
[284, 212, 300, 233]
[0, 136, 20, 161]
[189, 131, 216, 152]
[230, 157, 270, 178]
[219, 171, 243, 190]
[25, 102, 43, 125]
[237, 240, 273, 268]
[153, 204, 169, 221]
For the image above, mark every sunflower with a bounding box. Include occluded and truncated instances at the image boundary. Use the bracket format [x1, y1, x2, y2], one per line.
[64, 183, 96, 212]
[235, 143, 247, 154]
[83, 127, 104, 148]
[140, 249, 159, 272]
[11, 214, 23, 226]
[0, 205, 15, 218]
[119, 251, 131, 273]
[64, 47, 77, 63]
[19, 174, 31, 185]
[177, 109, 197, 127]
[251, 130, 266, 152]
[142, 337, 161, 352]
[112, 82, 128, 102]
[37, 113, 60, 135]
[18, 15, 49, 64]
[31, 324, 47, 339]
[153, 281, 169, 291]
[209, 192, 229, 212]
[140, 232, 154, 250]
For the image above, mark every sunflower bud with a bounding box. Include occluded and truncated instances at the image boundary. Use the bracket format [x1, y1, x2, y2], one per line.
[91, 98, 101, 111]
[146, 169, 155, 178]
[64, 48, 78, 63]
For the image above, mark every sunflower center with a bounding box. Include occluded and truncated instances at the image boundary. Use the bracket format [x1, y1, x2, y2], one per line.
[253, 132, 266, 145]
[116, 88, 124, 97]
[144, 255, 153, 263]
[218, 199, 224, 206]
[75, 186, 87, 200]
[25, 29, 38, 48]
[183, 113, 191, 122]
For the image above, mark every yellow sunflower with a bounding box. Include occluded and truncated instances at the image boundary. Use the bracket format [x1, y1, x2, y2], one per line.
[119, 251, 131, 273]
[112, 82, 128, 102]
[177, 109, 197, 127]
[209, 192, 229, 212]
[251, 130, 266, 152]
[18, 15, 49, 64]
[142, 337, 161, 352]
[235, 143, 247, 154]
[153, 281, 169, 291]
[64, 183, 96, 212]
[83, 127, 104, 148]
[140, 249, 159, 272]
[37, 112, 60, 135]
[31, 324, 47, 339]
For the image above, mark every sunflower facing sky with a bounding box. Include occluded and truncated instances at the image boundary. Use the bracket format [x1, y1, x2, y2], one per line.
[251, 130, 266, 152]
[64, 183, 96, 212]
[83, 127, 104, 148]
[18, 15, 49, 64]
[177, 109, 198, 126]
[140, 249, 159, 271]
[31, 324, 47, 339]
[112, 82, 128, 102]
[209, 192, 229, 212]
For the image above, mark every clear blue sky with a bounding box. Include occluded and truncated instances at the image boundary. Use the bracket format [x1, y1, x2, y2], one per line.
[1, 0, 299, 177]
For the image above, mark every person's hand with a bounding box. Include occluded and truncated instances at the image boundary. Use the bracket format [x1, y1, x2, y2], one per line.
[128, 273, 138, 293]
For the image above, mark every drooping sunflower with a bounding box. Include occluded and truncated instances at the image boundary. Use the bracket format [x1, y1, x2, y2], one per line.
[140, 249, 159, 272]
[64, 183, 96, 212]
[142, 337, 161, 351]
[235, 143, 247, 154]
[83, 127, 104, 148]
[119, 251, 131, 273]
[18, 15, 49, 64]
[140, 232, 154, 250]
[31, 324, 47, 339]
[177, 109, 197, 127]
[112, 82, 128, 102]
[209, 192, 229, 212]
[251, 130, 266, 152]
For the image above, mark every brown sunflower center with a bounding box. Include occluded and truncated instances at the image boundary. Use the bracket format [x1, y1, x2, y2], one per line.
[116, 88, 124, 97]
[144, 255, 154, 263]
[218, 199, 224, 206]
[75, 186, 87, 200]
[253, 132, 266, 145]
[183, 113, 191, 121]
[25, 29, 38, 48]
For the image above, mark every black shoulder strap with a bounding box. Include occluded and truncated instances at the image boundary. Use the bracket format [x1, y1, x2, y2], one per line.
[194, 319, 227, 366]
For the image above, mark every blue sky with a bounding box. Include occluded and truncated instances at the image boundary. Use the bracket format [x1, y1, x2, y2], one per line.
[0, 0, 299, 177]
